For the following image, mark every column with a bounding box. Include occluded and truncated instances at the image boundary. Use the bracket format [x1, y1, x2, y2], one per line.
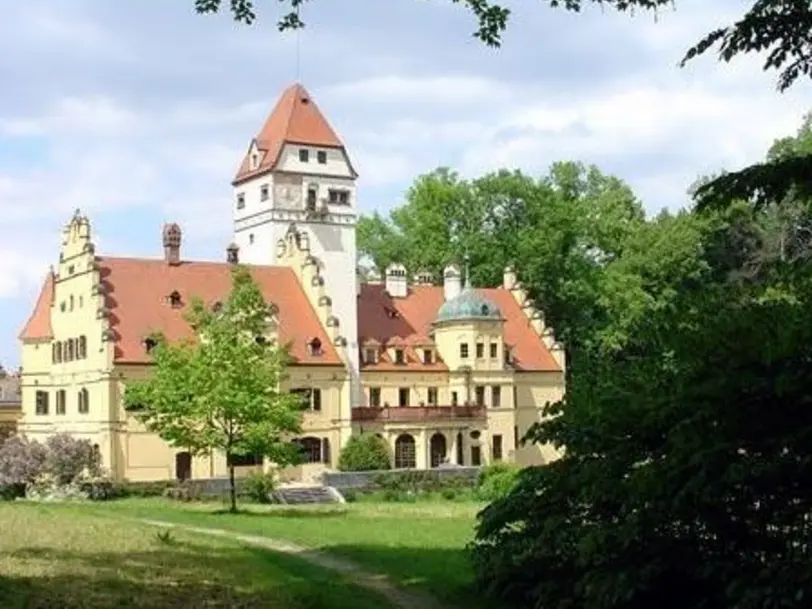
[417, 429, 428, 469]
[450, 429, 459, 465]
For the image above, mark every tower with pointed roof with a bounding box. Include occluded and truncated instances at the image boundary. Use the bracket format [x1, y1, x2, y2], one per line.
[232, 83, 361, 416]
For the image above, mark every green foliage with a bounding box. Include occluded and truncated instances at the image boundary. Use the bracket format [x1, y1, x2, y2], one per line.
[470, 117, 812, 609]
[337, 434, 391, 472]
[475, 463, 519, 503]
[123, 266, 303, 512]
[243, 471, 277, 504]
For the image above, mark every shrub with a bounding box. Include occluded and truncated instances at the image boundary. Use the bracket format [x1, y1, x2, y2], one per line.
[341, 489, 358, 503]
[44, 433, 101, 485]
[119, 480, 175, 498]
[79, 477, 119, 501]
[26, 472, 89, 502]
[338, 434, 391, 471]
[476, 463, 520, 502]
[163, 482, 203, 502]
[244, 471, 276, 503]
[0, 435, 47, 491]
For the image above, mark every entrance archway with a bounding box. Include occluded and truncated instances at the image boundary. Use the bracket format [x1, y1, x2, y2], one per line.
[175, 451, 192, 481]
[429, 433, 447, 467]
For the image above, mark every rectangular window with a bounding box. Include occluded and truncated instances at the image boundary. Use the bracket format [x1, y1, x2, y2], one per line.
[260, 184, 269, 201]
[489, 342, 498, 359]
[236, 193, 245, 209]
[299, 148, 309, 162]
[227, 453, 263, 467]
[398, 387, 410, 407]
[364, 348, 378, 364]
[427, 387, 438, 405]
[56, 389, 66, 415]
[317, 150, 327, 164]
[422, 349, 433, 364]
[451, 391, 459, 406]
[35, 390, 49, 415]
[328, 189, 350, 205]
[491, 386, 501, 408]
[306, 188, 317, 210]
[514, 425, 519, 448]
[476, 342, 484, 358]
[394, 349, 405, 364]
[369, 387, 381, 407]
[460, 343, 469, 359]
[291, 388, 320, 411]
[78, 388, 89, 414]
[470, 445, 482, 466]
[513, 386, 518, 408]
[492, 435, 503, 461]
[475, 386, 486, 406]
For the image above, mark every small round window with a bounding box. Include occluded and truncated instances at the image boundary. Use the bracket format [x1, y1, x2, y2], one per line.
[470, 430, 481, 440]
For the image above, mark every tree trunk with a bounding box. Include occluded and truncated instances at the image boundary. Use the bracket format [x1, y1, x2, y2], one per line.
[228, 463, 237, 513]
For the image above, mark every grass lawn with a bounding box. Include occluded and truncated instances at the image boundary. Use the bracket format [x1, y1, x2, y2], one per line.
[0, 501, 397, 609]
[71, 497, 499, 608]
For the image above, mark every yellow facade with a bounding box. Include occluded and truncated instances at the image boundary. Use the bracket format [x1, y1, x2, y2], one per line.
[18, 214, 565, 484]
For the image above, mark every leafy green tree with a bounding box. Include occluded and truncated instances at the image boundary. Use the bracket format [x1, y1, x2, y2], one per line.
[123, 266, 303, 512]
[470, 115, 812, 609]
[338, 433, 391, 471]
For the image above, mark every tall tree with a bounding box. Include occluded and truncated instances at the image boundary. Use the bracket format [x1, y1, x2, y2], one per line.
[470, 111, 812, 609]
[123, 266, 303, 512]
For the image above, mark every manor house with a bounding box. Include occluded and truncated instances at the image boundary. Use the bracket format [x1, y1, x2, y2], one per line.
[17, 84, 565, 483]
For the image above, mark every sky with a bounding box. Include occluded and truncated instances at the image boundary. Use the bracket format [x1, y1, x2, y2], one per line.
[1, 0, 810, 368]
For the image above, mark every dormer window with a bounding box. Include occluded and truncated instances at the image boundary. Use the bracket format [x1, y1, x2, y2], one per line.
[364, 347, 378, 364]
[299, 149, 309, 163]
[251, 153, 258, 169]
[394, 349, 405, 365]
[308, 337, 323, 357]
[384, 306, 399, 319]
[317, 150, 327, 164]
[144, 337, 158, 353]
[168, 290, 182, 308]
[422, 349, 433, 365]
[211, 301, 223, 313]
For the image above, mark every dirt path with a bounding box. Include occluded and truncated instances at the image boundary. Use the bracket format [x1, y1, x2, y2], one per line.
[139, 518, 446, 609]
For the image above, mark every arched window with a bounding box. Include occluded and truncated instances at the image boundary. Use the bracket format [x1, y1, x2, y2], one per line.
[78, 336, 87, 359]
[296, 437, 323, 464]
[66, 339, 75, 361]
[52, 343, 60, 364]
[394, 434, 416, 469]
[78, 388, 89, 414]
[429, 433, 447, 468]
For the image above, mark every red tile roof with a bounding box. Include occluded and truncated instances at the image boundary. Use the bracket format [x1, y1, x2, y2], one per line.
[98, 257, 341, 365]
[18, 271, 54, 341]
[357, 284, 560, 372]
[233, 83, 348, 185]
[20, 257, 341, 366]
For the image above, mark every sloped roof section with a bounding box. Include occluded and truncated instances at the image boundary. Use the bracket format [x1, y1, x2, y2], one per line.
[19, 271, 54, 341]
[233, 83, 346, 184]
[97, 257, 341, 366]
[357, 284, 560, 372]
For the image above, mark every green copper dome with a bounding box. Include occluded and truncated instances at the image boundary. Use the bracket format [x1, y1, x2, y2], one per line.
[435, 286, 502, 324]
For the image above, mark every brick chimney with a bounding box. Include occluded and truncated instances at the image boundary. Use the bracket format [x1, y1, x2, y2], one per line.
[226, 242, 239, 264]
[162, 223, 181, 266]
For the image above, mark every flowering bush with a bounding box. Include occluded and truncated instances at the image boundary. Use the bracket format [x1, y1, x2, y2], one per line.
[26, 472, 89, 502]
[0, 435, 47, 488]
[44, 433, 101, 485]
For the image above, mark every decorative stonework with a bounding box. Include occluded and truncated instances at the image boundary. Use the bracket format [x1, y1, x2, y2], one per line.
[276, 224, 348, 356]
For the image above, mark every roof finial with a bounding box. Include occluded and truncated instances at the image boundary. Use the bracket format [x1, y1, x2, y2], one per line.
[463, 252, 471, 290]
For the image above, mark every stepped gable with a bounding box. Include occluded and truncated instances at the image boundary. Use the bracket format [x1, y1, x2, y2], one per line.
[357, 283, 560, 372]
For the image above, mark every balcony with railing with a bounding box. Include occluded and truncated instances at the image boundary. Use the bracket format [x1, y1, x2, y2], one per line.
[351, 405, 486, 423]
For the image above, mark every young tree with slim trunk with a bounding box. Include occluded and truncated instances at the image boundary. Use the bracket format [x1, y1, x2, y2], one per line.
[123, 265, 303, 512]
